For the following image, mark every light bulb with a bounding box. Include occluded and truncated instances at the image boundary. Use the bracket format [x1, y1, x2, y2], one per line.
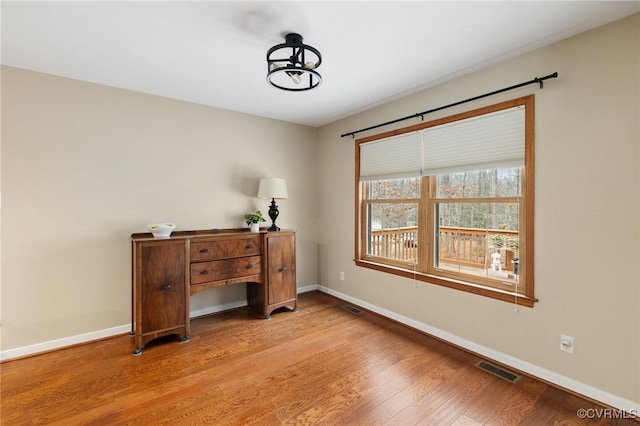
[304, 61, 315, 70]
[290, 73, 302, 84]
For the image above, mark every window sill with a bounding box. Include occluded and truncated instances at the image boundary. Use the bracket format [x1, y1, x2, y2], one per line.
[354, 259, 537, 308]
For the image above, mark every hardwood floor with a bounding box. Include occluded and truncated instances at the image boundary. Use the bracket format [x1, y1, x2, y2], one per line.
[1, 291, 635, 425]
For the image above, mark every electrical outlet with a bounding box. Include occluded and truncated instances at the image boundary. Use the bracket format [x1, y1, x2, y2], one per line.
[339, 271, 345, 281]
[560, 334, 574, 353]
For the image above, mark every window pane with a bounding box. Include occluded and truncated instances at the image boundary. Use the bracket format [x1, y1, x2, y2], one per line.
[436, 167, 521, 199]
[435, 202, 520, 286]
[366, 202, 418, 263]
[437, 202, 519, 231]
[367, 178, 420, 200]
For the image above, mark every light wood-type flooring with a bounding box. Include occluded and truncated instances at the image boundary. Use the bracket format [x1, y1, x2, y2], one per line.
[1, 291, 636, 425]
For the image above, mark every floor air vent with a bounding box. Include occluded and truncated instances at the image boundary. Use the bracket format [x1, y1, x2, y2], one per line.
[475, 360, 521, 383]
[341, 305, 363, 315]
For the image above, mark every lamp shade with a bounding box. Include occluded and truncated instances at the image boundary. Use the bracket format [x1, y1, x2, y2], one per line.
[258, 178, 288, 199]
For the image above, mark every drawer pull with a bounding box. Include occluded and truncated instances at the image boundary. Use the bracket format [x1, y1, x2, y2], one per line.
[246, 263, 254, 269]
[199, 248, 210, 253]
[162, 284, 171, 290]
[278, 266, 287, 273]
[201, 270, 211, 275]
[245, 244, 254, 249]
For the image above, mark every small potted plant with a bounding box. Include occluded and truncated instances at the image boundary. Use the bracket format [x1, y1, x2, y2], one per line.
[244, 210, 266, 232]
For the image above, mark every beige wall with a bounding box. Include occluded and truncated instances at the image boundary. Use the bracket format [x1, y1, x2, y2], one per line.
[1, 67, 318, 349]
[317, 14, 639, 404]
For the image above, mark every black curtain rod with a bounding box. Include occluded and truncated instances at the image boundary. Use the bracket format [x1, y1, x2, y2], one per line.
[341, 72, 558, 138]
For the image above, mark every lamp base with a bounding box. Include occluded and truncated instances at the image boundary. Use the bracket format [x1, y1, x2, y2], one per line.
[267, 198, 280, 232]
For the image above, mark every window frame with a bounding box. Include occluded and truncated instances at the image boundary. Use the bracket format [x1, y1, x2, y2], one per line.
[354, 95, 536, 307]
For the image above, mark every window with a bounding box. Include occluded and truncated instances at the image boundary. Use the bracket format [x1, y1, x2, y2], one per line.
[355, 96, 535, 306]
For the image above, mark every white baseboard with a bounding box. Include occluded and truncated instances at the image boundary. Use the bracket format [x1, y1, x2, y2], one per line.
[190, 285, 319, 318]
[317, 285, 640, 416]
[190, 300, 249, 319]
[0, 325, 132, 361]
[0, 285, 322, 362]
[298, 284, 320, 293]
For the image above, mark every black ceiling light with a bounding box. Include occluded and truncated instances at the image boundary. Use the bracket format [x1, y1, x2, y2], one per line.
[266, 33, 322, 91]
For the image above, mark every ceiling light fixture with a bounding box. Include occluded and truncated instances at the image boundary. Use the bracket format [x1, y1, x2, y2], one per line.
[266, 33, 322, 92]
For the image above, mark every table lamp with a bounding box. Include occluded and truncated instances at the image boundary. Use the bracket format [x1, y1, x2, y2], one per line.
[258, 178, 288, 231]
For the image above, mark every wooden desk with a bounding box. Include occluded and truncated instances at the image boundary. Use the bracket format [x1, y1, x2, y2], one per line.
[131, 228, 296, 355]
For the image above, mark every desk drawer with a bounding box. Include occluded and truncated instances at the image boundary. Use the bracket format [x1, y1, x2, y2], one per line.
[190, 237, 261, 262]
[191, 256, 262, 284]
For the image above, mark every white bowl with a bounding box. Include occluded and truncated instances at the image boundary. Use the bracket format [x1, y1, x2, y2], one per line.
[147, 223, 176, 238]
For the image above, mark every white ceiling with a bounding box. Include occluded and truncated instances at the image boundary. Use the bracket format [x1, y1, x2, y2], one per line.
[2, 1, 639, 127]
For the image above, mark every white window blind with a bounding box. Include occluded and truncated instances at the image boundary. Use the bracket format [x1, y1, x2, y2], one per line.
[422, 106, 525, 175]
[359, 131, 422, 181]
[359, 105, 525, 180]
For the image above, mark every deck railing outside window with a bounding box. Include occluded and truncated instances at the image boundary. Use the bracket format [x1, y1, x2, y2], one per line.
[370, 226, 518, 271]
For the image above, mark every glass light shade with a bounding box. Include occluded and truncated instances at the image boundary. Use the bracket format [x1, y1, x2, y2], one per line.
[258, 178, 288, 199]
